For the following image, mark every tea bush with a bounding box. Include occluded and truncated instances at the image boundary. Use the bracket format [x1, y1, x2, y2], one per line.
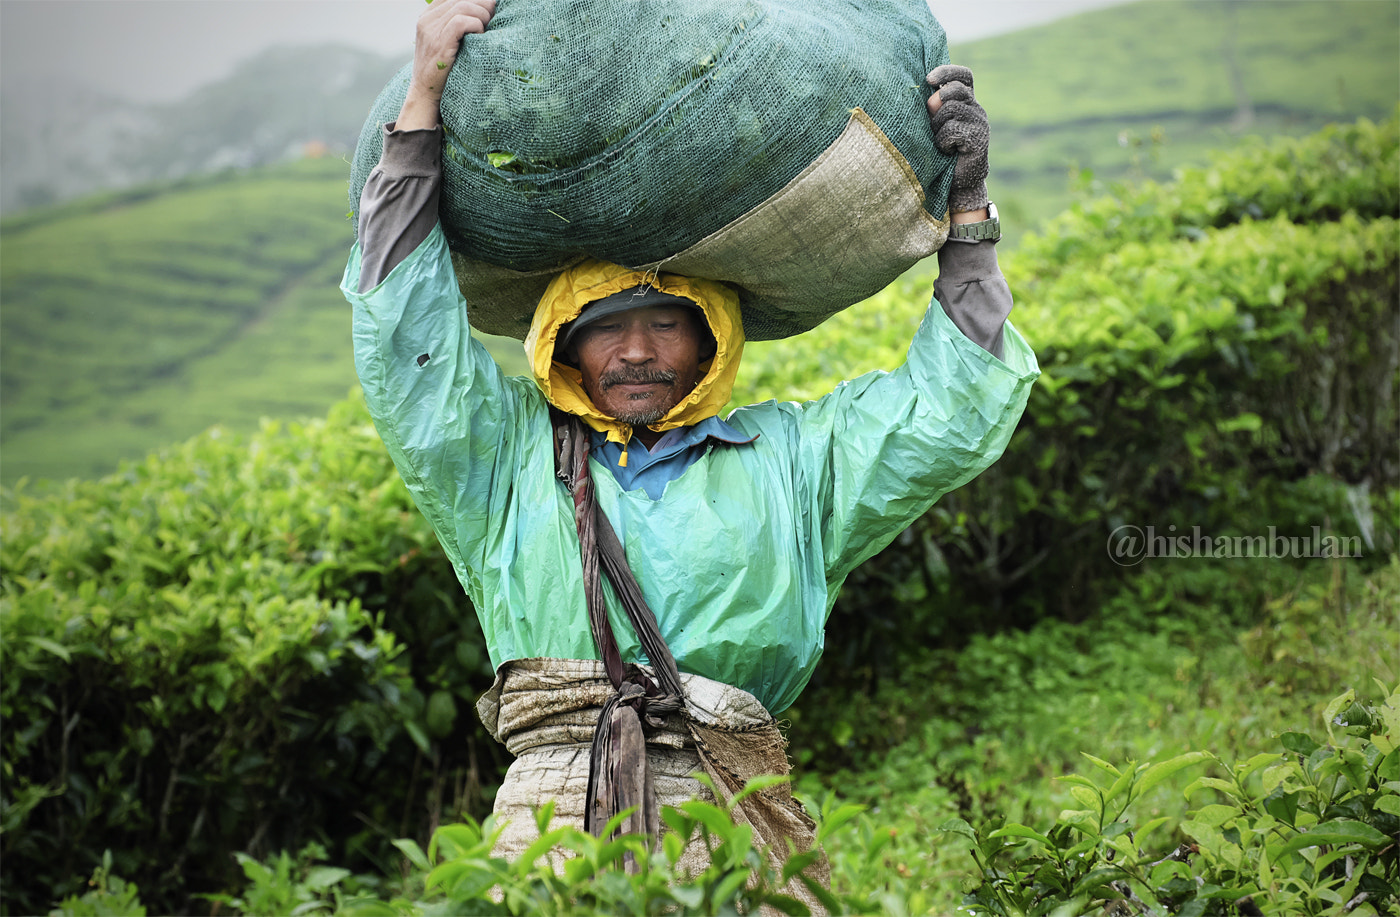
[797, 557, 1398, 914]
[51, 784, 863, 917]
[1, 402, 505, 914]
[947, 683, 1400, 916]
[45, 678, 1399, 916]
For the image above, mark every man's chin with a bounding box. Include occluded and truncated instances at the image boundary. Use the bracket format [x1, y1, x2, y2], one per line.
[606, 398, 671, 427]
[595, 391, 674, 427]
[614, 409, 668, 427]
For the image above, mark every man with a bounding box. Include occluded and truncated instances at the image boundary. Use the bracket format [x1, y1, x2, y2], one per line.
[343, 0, 1038, 892]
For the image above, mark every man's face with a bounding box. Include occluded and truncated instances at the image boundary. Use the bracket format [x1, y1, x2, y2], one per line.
[572, 305, 706, 426]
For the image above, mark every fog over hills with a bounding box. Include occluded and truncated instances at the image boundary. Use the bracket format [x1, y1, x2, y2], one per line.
[2, 78, 158, 212]
[0, 0, 1139, 216]
[1, 45, 403, 213]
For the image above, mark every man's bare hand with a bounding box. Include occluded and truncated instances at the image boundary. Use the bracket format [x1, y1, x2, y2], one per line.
[398, 0, 496, 130]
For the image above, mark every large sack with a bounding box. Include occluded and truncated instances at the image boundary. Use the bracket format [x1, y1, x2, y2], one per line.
[350, 0, 956, 341]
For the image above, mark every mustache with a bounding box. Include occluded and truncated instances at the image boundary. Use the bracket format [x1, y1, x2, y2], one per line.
[599, 368, 678, 390]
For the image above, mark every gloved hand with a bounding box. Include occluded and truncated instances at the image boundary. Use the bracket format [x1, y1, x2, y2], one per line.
[926, 64, 989, 215]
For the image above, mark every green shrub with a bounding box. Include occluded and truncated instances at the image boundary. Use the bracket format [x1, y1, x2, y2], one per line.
[939, 212, 1397, 621]
[795, 549, 1399, 788]
[1015, 114, 1400, 277]
[789, 555, 1398, 914]
[48, 851, 148, 917]
[946, 684, 1400, 916]
[45, 666, 1399, 917]
[116, 785, 861, 917]
[1, 401, 503, 915]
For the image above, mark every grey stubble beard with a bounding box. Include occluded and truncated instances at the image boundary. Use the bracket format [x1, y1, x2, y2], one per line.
[601, 368, 680, 427]
[612, 400, 669, 427]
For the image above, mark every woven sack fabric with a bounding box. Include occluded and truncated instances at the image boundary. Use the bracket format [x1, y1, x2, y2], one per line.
[349, 0, 955, 340]
[478, 659, 828, 912]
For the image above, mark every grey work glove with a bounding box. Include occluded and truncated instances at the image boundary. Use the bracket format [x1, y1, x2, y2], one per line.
[926, 64, 989, 215]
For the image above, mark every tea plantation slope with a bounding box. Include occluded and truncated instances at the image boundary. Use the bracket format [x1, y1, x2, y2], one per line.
[3, 1, 1395, 485]
[2, 117, 1397, 916]
[1, 159, 353, 476]
[958, 0, 1400, 229]
[0, 158, 528, 485]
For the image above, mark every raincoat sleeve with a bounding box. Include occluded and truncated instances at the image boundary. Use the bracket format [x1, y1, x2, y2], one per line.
[341, 204, 536, 584]
[797, 241, 1040, 587]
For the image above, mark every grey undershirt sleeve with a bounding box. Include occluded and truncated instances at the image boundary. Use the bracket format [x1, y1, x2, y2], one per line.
[933, 239, 1012, 360]
[356, 123, 444, 294]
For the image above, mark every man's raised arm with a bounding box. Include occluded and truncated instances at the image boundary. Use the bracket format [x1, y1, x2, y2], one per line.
[357, 0, 495, 293]
[796, 63, 1038, 582]
[926, 64, 1012, 360]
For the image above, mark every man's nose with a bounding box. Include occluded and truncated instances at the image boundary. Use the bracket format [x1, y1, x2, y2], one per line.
[617, 324, 655, 363]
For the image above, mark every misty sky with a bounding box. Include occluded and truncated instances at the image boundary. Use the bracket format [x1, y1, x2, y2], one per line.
[2, 0, 1136, 104]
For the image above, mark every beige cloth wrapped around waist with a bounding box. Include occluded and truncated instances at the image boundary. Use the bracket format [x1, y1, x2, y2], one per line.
[476, 658, 828, 907]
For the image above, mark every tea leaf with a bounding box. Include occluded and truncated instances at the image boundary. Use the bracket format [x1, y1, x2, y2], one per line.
[391, 838, 430, 872]
[1277, 819, 1391, 855]
[989, 823, 1054, 847]
[1135, 751, 1211, 798]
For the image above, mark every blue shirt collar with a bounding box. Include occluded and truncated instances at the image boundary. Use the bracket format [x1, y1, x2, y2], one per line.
[588, 415, 756, 499]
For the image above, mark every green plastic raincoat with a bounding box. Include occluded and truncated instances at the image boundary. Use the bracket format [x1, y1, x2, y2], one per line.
[343, 226, 1038, 714]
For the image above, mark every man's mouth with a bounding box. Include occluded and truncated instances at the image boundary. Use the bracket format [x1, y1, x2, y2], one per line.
[601, 370, 676, 391]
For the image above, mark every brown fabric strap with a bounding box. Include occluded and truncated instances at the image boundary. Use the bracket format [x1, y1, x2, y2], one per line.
[552, 411, 684, 850]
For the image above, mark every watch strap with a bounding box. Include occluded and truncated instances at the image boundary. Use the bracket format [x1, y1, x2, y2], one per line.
[948, 201, 1001, 243]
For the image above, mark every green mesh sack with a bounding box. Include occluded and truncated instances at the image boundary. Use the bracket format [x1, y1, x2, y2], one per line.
[350, 0, 957, 341]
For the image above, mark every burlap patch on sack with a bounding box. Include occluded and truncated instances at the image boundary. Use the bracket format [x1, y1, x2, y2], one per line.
[446, 109, 948, 343]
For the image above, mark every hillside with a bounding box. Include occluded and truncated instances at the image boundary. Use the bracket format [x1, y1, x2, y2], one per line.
[965, 0, 1400, 228]
[0, 160, 529, 484]
[1, 0, 1395, 484]
[0, 45, 404, 214]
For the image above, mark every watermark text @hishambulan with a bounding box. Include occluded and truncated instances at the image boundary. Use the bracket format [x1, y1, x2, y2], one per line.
[1107, 525, 1363, 567]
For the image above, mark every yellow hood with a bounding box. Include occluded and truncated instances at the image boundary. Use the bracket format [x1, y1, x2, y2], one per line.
[525, 259, 745, 460]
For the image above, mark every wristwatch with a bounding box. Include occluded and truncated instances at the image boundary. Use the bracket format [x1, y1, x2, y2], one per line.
[947, 201, 1001, 243]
